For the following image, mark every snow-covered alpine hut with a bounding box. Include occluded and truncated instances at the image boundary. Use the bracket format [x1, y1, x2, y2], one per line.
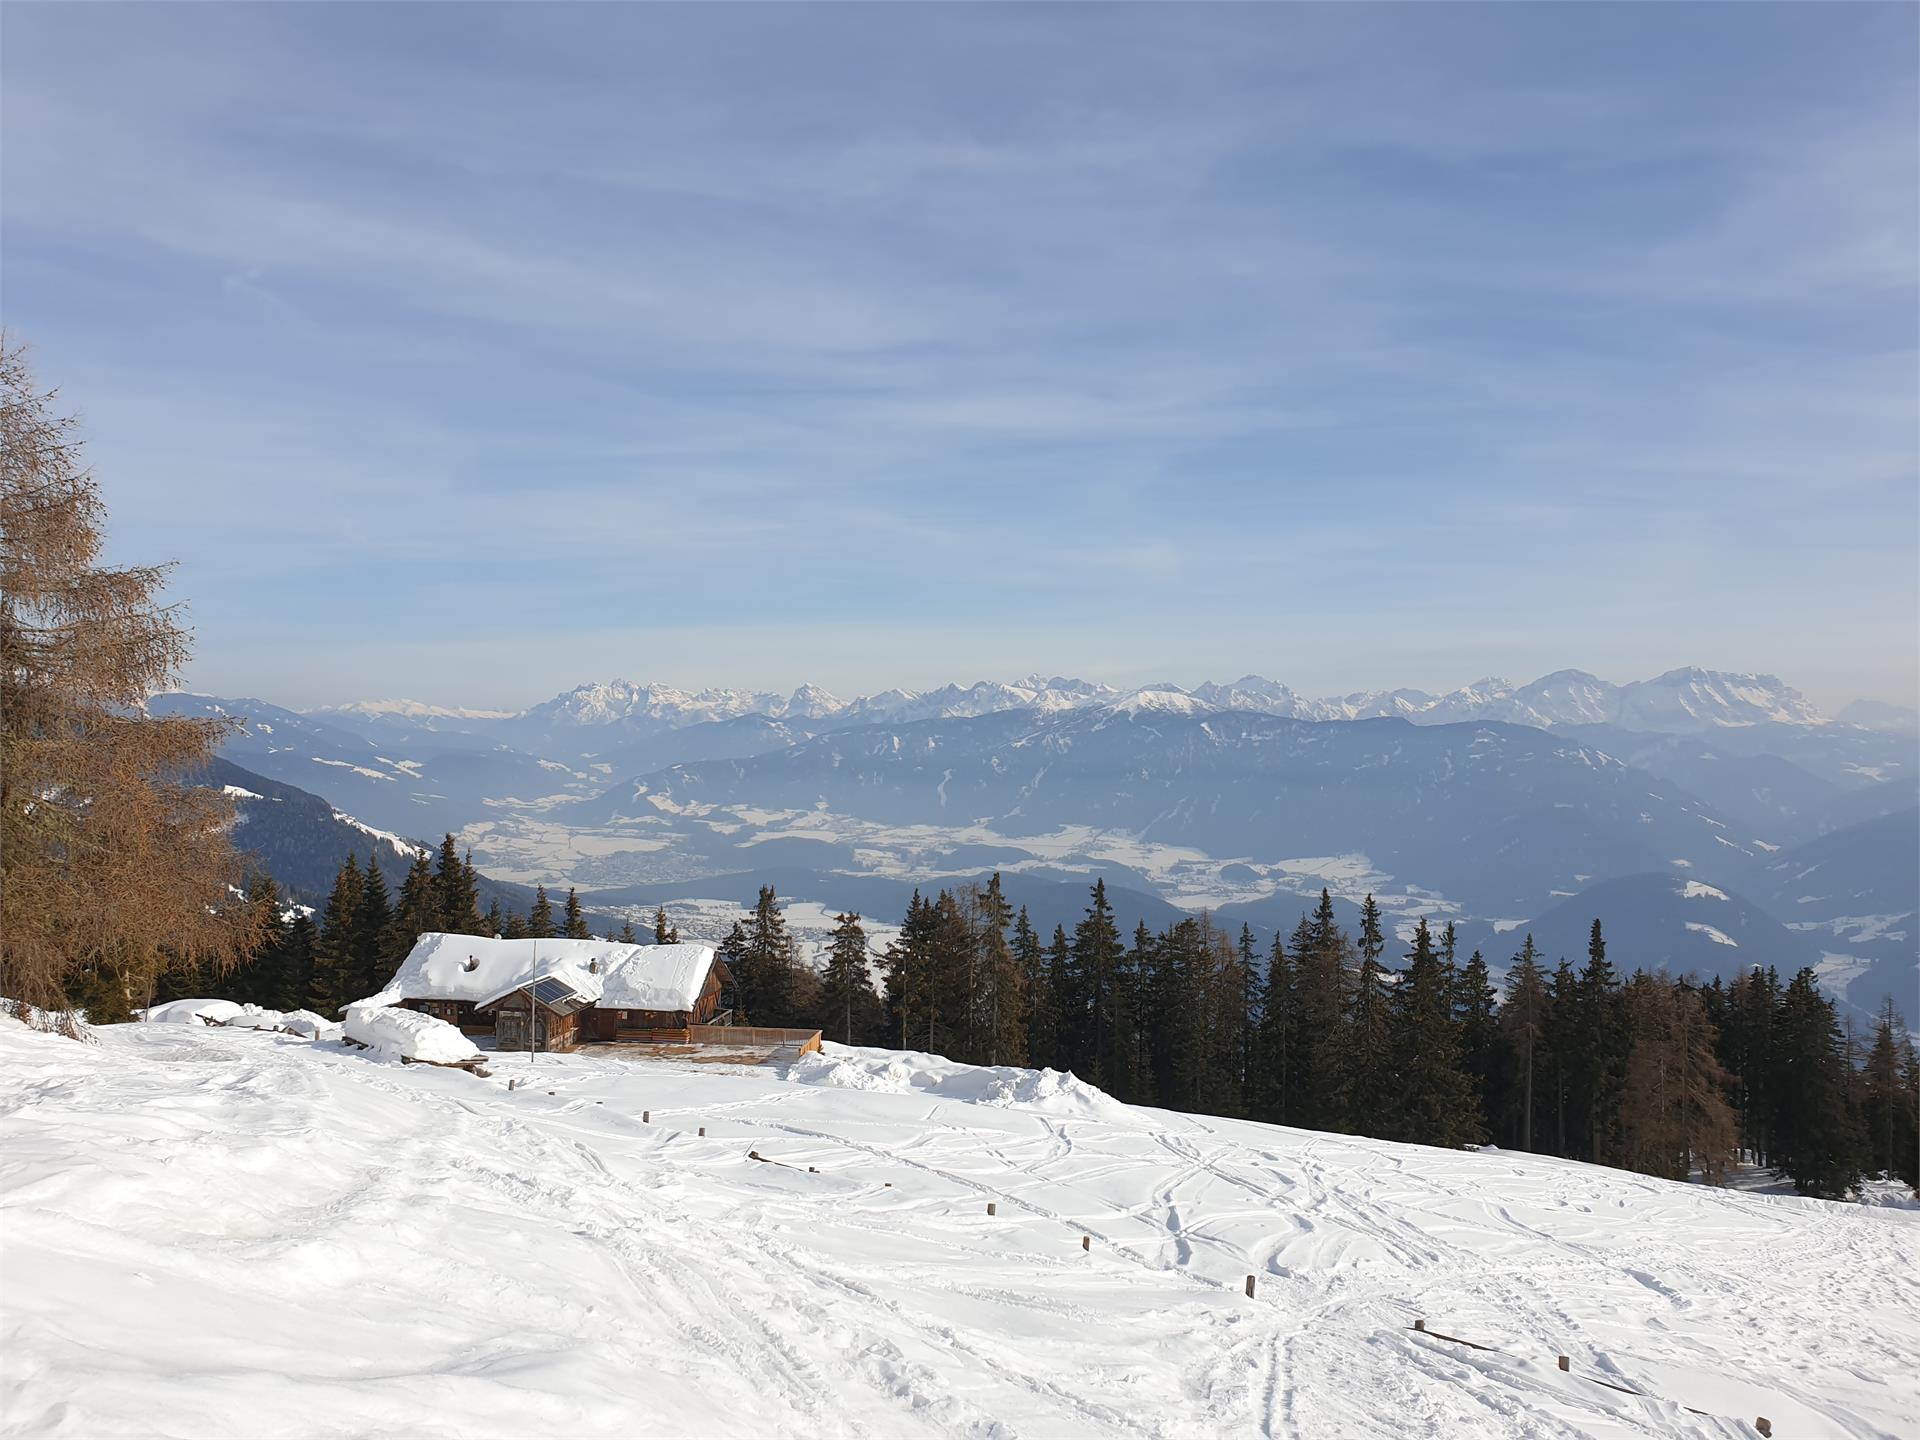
[358, 933, 732, 1053]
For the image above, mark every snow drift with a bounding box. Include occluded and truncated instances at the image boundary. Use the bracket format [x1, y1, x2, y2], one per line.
[789, 1043, 1131, 1119]
[341, 1003, 480, 1064]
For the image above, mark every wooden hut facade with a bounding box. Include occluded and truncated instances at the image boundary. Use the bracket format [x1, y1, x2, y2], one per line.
[363, 934, 734, 1053]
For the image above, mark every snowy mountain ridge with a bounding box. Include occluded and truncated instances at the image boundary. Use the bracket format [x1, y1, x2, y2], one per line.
[338, 665, 1831, 738]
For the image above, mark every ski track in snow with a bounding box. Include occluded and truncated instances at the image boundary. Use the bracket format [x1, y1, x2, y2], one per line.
[2, 1021, 1916, 1440]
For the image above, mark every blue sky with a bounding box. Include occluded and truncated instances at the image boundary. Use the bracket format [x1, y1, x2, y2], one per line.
[5, 3, 1915, 711]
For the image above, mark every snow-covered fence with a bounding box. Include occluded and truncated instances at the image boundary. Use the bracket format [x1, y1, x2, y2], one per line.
[1406, 1317, 1772, 1435]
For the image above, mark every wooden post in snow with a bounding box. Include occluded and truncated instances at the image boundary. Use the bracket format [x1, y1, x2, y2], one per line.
[1082, 1236, 1091, 1252]
[1412, 1319, 1425, 1332]
[1557, 1356, 1569, 1372]
[698, 1126, 706, 1137]
[1755, 1421, 1771, 1438]
[1245, 1275, 1256, 1298]
[986, 1202, 996, 1216]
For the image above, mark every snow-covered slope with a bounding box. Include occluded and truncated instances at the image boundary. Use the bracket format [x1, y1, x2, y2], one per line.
[3, 1019, 1914, 1439]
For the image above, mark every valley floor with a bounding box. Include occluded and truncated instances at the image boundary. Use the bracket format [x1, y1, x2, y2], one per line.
[1, 1019, 1915, 1439]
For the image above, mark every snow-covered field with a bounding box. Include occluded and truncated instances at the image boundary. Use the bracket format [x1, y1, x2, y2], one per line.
[2, 1018, 1916, 1439]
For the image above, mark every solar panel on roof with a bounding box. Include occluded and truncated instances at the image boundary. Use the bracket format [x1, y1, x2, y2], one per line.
[531, 977, 576, 1007]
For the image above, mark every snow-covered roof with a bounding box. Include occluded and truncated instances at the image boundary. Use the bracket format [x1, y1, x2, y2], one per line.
[361, 933, 719, 1014]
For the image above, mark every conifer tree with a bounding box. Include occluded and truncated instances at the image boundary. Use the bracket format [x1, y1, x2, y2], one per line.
[1232, 924, 1259, 1108]
[310, 855, 364, 1013]
[976, 874, 1025, 1067]
[528, 885, 555, 939]
[717, 920, 750, 1020]
[1546, 958, 1580, 1157]
[653, 906, 678, 944]
[1389, 918, 1483, 1147]
[817, 911, 882, 1045]
[1453, 948, 1499, 1126]
[1044, 925, 1073, 1069]
[502, 908, 529, 941]
[1499, 937, 1549, 1151]
[1572, 920, 1629, 1164]
[230, 874, 289, 1008]
[617, 915, 639, 944]
[1344, 894, 1394, 1136]
[1861, 997, 1919, 1189]
[1295, 891, 1352, 1132]
[1256, 926, 1299, 1124]
[481, 899, 503, 938]
[386, 852, 438, 966]
[350, 855, 393, 1000]
[741, 885, 801, 1025]
[882, 892, 931, 1050]
[1070, 880, 1127, 1092]
[1013, 906, 1055, 1070]
[562, 887, 590, 940]
[433, 835, 481, 934]
[1768, 968, 1864, 1198]
[277, 911, 318, 1013]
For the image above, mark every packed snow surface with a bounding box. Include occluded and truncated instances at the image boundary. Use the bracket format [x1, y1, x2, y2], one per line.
[2, 1021, 1916, 1439]
[362, 932, 716, 1013]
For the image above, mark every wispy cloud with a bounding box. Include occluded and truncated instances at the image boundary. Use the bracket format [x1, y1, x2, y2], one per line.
[3, 3, 1913, 710]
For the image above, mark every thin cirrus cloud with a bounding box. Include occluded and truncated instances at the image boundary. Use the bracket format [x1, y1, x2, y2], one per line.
[1, 3, 1913, 711]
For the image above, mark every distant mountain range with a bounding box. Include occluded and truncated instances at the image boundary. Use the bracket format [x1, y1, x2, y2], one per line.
[313, 665, 1839, 749]
[157, 665, 1917, 1011]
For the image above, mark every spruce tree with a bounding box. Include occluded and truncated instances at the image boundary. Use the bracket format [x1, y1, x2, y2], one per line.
[232, 874, 290, 1008]
[1861, 997, 1919, 1189]
[617, 915, 639, 944]
[1572, 920, 1629, 1164]
[882, 892, 931, 1050]
[1389, 918, 1483, 1147]
[1013, 906, 1055, 1070]
[528, 885, 555, 939]
[1295, 891, 1351, 1132]
[1546, 959, 1580, 1157]
[1769, 968, 1865, 1198]
[310, 855, 364, 1014]
[1256, 926, 1299, 1124]
[1453, 949, 1499, 1128]
[1344, 894, 1394, 1136]
[742, 885, 800, 1025]
[976, 874, 1024, 1067]
[277, 912, 317, 1013]
[717, 920, 750, 1020]
[350, 855, 393, 1000]
[1070, 880, 1125, 1090]
[562, 887, 590, 940]
[1044, 925, 1073, 1070]
[817, 911, 881, 1045]
[1498, 937, 1549, 1151]
[433, 836, 481, 934]
[653, 906, 678, 944]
